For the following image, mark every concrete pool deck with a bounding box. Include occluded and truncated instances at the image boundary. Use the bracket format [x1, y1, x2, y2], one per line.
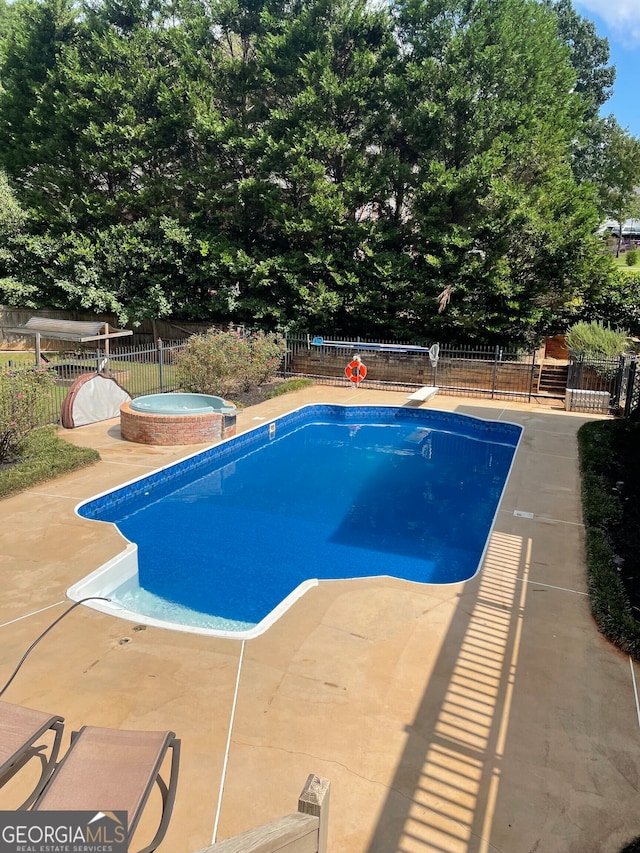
[0, 386, 638, 853]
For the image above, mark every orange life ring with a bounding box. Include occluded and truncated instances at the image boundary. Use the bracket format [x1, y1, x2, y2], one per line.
[345, 359, 367, 383]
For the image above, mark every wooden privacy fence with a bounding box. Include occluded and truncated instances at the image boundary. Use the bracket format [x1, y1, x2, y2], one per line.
[193, 775, 330, 853]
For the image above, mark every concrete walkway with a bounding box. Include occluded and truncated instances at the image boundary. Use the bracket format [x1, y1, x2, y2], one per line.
[0, 386, 638, 853]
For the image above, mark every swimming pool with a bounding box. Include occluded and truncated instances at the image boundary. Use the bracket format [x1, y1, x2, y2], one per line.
[70, 405, 522, 638]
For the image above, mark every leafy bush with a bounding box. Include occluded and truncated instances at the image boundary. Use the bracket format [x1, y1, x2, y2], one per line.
[0, 367, 56, 463]
[565, 321, 629, 357]
[176, 329, 287, 397]
[626, 249, 638, 267]
[578, 270, 640, 339]
[0, 426, 100, 499]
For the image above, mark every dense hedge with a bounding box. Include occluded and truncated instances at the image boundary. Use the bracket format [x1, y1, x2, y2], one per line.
[578, 420, 640, 659]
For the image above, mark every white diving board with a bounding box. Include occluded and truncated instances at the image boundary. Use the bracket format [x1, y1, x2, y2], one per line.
[407, 385, 439, 403]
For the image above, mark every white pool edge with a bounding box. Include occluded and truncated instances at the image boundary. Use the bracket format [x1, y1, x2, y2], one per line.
[67, 539, 319, 640]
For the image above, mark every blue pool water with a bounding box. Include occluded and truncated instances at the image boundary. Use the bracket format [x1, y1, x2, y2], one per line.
[77, 405, 521, 631]
[130, 393, 235, 414]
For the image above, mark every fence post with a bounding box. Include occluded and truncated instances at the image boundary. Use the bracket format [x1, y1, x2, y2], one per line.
[157, 338, 164, 392]
[491, 345, 499, 399]
[528, 349, 536, 403]
[611, 354, 625, 412]
[298, 775, 330, 853]
[625, 360, 637, 418]
[577, 354, 584, 389]
[566, 353, 584, 391]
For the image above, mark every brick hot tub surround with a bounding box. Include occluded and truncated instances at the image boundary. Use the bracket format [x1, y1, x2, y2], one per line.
[120, 400, 237, 446]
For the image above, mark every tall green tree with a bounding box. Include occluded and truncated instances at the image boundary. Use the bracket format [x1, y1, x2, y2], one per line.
[190, 0, 399, 330]
[0, 0, 206, 228]
[0, 0, 619, 339]
[544, 0, 614, 118]
[387, 0, 604, 342]
[0, 0, 13, 46]
[597, 121, 640, 256]
[0, 0, 77, 192]
[543, 0, 615, 184]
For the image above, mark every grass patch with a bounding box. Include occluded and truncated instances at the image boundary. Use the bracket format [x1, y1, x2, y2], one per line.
[611, 254, 640, 272]
[0, 426, 100, 500]
[577, 419, 640, 659]
[0, 352, 36, 368]
[265, 378, 314, 398]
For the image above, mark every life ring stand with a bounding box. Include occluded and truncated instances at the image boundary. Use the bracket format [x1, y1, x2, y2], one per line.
[345, 357, 367, 383]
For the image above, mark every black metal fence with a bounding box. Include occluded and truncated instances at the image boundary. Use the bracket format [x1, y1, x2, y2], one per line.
[565, 352, 639, 416]
[284, 335, 541, 401]
[6, 339, 187, 426]
[623, 360, 640, 418]
[8, 329, 640, 426]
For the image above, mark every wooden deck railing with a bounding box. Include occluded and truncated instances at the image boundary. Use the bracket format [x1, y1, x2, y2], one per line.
[193, 775, 330, 853]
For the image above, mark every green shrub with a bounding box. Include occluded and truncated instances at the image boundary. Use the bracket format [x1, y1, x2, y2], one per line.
[565, 321, 629, 357]
[266, 378, 314, 398]
[623, 271, 640, 289]
[176, 329, 287, 397]
[578, 421, 640, 660]
[0, 367, 56, 462]
[626, 249, 638, 267]
[580, 472, 622, 530]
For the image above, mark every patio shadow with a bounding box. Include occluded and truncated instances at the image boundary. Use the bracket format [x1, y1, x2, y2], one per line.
[366, 528, 530, 853]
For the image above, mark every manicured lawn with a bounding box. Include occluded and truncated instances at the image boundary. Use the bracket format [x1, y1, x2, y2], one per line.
[0, 352, 37, 367]
[0, 426, 100, 500]
[611, 254, 639, 271]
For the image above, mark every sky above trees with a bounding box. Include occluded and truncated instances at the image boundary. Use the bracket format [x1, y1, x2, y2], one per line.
[574, 1, 640, 135]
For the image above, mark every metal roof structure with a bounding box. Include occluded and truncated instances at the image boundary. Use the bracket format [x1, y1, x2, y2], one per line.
[5, 317, 132, 362]
[5, 317, 132, 343]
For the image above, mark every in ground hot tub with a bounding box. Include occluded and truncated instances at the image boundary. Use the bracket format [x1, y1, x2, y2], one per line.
[121, 393, 237, 445]
[130, 393, 235, 415]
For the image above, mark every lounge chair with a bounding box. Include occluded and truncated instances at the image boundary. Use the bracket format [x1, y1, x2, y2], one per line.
[0, 699, 64, 809]
[33, 726, 180, 853]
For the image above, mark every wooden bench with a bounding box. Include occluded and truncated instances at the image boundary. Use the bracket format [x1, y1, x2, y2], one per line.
[407, 385, 439, 403]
